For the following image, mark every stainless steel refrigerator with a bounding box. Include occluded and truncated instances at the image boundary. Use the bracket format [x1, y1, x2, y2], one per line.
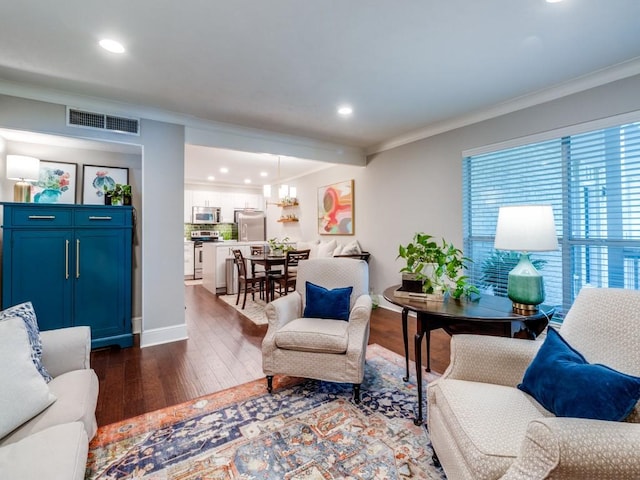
[237, 211, 266, 241]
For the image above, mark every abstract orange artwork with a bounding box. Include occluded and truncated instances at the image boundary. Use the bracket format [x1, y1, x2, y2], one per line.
[318, 179, 354, 235]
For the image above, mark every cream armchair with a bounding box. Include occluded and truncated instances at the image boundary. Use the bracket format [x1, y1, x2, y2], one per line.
[427, 288, 640, 480]
[262, 257, 372, 402]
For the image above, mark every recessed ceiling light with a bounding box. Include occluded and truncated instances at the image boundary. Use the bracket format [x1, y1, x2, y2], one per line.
[546, 0, 562, 3]
[244, 179, 251, 184]
[207, 175, 215, 181]
[220, 167, 229, 173]
[99, 38, 125, 54]
[260, 171, 268, 177]
[337, 105, 353, 117]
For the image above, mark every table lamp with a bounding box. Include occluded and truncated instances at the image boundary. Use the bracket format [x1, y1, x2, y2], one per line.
[6, 155, 40, 202]
[494, 205, 558, 313]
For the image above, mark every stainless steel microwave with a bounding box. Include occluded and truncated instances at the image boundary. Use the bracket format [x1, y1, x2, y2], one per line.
[192, 206, 221, 224]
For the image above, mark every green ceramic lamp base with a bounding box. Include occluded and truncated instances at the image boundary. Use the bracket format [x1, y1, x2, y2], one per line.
[507, 253, 545, 313]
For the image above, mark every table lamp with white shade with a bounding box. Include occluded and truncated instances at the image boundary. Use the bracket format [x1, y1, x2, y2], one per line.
[494, 205, 558, 313]
[6, 155, 40, 202]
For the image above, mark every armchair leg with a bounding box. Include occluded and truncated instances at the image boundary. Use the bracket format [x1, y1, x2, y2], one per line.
[266, 375, 273, 393]
[353, 384, 361, 404]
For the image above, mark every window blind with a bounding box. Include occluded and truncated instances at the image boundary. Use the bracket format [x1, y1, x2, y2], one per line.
[463, 121, 640, 318]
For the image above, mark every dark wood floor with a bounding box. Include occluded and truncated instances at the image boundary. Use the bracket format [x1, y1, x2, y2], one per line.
[91, 284, 451, 426]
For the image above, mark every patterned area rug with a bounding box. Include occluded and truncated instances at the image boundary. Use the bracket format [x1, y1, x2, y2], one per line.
[218, 293, 268, 326]
[86, 344, 445, 479]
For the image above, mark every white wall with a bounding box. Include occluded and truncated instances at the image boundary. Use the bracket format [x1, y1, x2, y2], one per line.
[0, 94, 186, 347]
[0, 141, 143, 318]
[2, 71, 640, 341]
[274, 74, 640, 308]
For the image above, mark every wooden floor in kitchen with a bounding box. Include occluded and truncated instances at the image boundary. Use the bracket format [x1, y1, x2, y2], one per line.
[91, 284, 452, 426]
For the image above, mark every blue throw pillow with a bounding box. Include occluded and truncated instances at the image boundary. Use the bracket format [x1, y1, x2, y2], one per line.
[303, 281, 353, 321]
[518, 327, 640, 421]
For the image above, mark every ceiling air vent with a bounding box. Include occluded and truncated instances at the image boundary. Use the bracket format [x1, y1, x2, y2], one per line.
[67, 107, 140, 135]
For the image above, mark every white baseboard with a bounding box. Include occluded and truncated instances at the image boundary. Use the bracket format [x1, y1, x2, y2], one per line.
[140, 323, 188, 348]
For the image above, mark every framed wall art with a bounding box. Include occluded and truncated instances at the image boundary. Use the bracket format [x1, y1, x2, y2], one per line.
[31, 160, 77, 204]
[317, 179, 354, 235]
[82, 165, 129, 205]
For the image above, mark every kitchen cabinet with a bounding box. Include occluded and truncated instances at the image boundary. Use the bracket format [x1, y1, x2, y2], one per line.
[2, 203, 133, 349]
[184, 188, 264, 224]
[184, 241, 194, 278]
[201, 242, 260, 295]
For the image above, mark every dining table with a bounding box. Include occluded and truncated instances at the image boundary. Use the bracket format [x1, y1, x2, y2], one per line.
[247, 254, 286, 302]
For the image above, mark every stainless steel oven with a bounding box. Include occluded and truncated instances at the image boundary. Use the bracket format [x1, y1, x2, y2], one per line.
[193, 241, 204, 279]
[190, 230, 221, 280]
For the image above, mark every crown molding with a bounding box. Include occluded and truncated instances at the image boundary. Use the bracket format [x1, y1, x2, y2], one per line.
[0, 79, 364, 165]
[366, 57, 640, 155]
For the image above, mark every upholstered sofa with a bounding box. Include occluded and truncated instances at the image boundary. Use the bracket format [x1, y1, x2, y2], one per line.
[427, 288, 640, 479]
[0, 324, 99, 480]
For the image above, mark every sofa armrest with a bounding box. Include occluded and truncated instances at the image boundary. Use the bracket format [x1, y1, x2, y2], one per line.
[263, 292, 302, 353]
[40, 326, 91, 378]
[501, 417, 640, 479]
[442, 334, 542, 386]
[346, 294, 373, 351]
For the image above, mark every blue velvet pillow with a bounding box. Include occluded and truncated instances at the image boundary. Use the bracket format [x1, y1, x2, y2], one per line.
[303, 281, 353, 321]
[518, 327, 640, 421]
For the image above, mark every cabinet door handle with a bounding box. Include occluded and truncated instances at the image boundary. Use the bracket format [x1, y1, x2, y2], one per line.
[88, 216, 112, 220]
[28, 215, 56, 220]
[76, 239, 80, 278]
[65, 240, 69, 280]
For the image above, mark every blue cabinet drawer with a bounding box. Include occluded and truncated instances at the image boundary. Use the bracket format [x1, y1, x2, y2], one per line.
[9, 206, 73, 226]
[74, 208, 130, 227]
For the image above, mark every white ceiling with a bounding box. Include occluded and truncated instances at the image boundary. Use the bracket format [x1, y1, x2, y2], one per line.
[1, 1, 640, 185]
[184, 145, 332, 187]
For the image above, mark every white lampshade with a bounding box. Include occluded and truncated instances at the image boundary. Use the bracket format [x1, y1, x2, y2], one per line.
[6, 155, 40, 181]
[494, 205, 558, 252]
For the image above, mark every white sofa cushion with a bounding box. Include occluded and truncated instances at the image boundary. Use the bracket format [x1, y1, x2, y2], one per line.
[0, 422, 88, 480]
[340, 240, 362, 255]
[429, 378, 553, 479]
[275, 317, 349, 353]
[317, 240, 337, 258]
[0, 368, 99, 446]
[0, 302, 52, 382]
[0, 317, 56, 439]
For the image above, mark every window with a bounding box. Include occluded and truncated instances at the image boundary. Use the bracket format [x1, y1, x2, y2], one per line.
[463, 120, 640, 318]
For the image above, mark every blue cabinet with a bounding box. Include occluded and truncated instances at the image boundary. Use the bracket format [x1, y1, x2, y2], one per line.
[2, 203, 133, 349]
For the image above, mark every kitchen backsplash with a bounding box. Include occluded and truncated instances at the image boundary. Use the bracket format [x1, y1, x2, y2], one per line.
[184, 223, 237, 240]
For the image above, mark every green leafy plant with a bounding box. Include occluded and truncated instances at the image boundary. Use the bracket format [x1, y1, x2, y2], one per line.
[103, 183, 132, 206]
[267, 236, 293, 255]
[480, 250, 547, 297]
[397, 233, 478, 299]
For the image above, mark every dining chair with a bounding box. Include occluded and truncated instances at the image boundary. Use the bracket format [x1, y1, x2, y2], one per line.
[232, 249, 266, 309]
[271, 249, 310, 298]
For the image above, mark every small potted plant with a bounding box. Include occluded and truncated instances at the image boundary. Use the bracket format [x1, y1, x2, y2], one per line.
[397, 233, 478, 300]
[103, 184, 132, 206]
[267, 236, 292, 257]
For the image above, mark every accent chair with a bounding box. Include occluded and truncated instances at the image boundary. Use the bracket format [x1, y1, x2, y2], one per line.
[427, 287, 640, 479]
[262, 257, 372, 402]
